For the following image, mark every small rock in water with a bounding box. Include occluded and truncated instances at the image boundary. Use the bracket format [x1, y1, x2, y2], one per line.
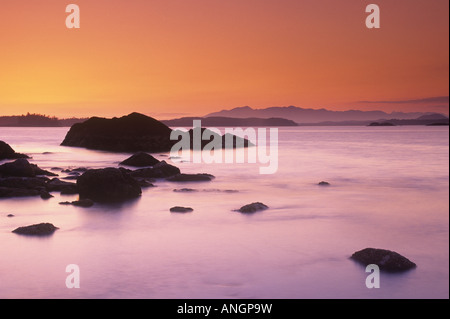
[120, 152, 160, 167]
[166, 173, 214, 182]
[236, 202, 269, 214]
[173, 188, 199, 193]
[170, 206, 194, 213]
[350, 248, 417, 272]
[318, 181, 330, 186]
[72, 199, 95, 208]
[130, 161, 181, 179]
[12, 223, 59, 236]
[59, 199, 94, 208]
[7, 214, 15, 217]
[40, 191, 54, 200]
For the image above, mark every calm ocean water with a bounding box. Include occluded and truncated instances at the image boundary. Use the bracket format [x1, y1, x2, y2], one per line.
[0, 126, 448, 299]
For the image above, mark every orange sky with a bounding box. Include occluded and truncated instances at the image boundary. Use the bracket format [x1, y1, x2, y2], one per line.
[0, 0, 448, 118]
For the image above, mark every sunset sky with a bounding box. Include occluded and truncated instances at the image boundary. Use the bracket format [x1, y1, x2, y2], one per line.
[0, 0, 448, 118]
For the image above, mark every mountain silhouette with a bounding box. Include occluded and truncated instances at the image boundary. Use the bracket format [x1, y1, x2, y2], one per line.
[205, 106, 441, 124]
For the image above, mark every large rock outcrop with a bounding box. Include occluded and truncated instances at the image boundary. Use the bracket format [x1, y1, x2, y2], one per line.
[0, 159, 57, 177]
[0, 141, 29, 160]
[77, 168, 142, 203]
[60, 112, 254, 153]
[0, 176, 56, 199]
[61, 112, 174, 152]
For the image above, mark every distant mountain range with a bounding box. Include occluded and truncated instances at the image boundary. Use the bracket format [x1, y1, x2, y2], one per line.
[205, 106, 447, 124]
[162, 117, 298, 127]
[1, 107, 448, 128]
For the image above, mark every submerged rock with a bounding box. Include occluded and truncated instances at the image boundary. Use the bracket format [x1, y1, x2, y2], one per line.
[62, 167, 89, 174]
[59, 199, 94, 208]
[130, 161, 180, 179]
[0, 141, 29, 160]
[170, 206, 194, 213]
[77, 168, 142, 203]
[120, 152, 160, 167]
[12, 223, 59, 236]
[351, 248, 417, 272]
[166, 173, 215, 182]
[236, 202, 269, 214]
[46, 178, 78, 194]
[173, 188, 199, 193]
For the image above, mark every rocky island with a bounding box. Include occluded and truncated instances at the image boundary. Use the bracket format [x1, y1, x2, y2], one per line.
[61, 112, 253, 153]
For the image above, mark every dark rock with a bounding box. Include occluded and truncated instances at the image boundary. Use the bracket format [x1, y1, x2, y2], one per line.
[0, 177, 47, 189]
[0, 141, 29, 160]
[173, 188, 199, 193]
[61, 112, 174, 153]
[0, 176, 48, 199]
[120, 152, 160, 167]
[61, 188, 79, 195]
[68, 171, 81, 176]
[12, 223, 59, 236]
[0, 159, 57, 177]
[0, 159, 34, 177]
[71, 167, 89, 173]
[130, 161, 181, 179]
[133, 178, 155, 188]
[203, 189, 239, 193]
[7, 214, 15, 217]
[72, 199, 95, 207]
[40, 191, 54, 200]
[60, 113, 254, 153]
[77, 168, 142, 203]
[62, 167, 88, 174]
[236, 202, 269, 214]
[62, 176, 79, 180]
[166, 173, 215, 182]
[350, 248, 417, 272]
[170, 206, 194, 213]
[46, 178, 78, 194]
[172, 127, 254, 149]
[368, 122, 396, 126]
[0, 187, 40, 197]
[60, 199, 95, 208]
[318, 181, 330, 186]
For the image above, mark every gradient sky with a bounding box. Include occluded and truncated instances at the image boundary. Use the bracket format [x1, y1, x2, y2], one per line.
[0, 0, 448, 118]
